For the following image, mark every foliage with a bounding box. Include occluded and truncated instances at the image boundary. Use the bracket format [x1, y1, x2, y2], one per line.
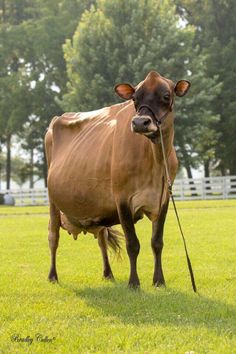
[176, 0, 236, 174]
[11, 156, 29, 187]
[0, 0, 95, 187]
[174, 51, 222, 176]
[0, 0, 235, 183]
[62, 0, 221, 175]
[62, 0, 194, 111]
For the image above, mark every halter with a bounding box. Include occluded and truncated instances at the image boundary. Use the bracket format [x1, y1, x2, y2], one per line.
[137, 102, 173, 126]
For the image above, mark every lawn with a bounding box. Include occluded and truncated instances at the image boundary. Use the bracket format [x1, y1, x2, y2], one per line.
[0, 200, 235, 353]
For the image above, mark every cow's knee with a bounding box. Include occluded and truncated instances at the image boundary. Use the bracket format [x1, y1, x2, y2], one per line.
[151, 238, 163, 254]
[126, 238, 140, 258]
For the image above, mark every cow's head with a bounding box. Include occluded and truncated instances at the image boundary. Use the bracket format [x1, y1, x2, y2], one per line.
[115, 71, 190, 140]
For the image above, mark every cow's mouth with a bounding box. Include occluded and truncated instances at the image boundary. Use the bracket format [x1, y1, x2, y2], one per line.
[144, 131, 159, 143]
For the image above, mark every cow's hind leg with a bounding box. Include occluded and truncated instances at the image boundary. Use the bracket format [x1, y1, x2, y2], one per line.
[98, 229, 114, 280]
[48, 202, 60, 282]
[151, 199, 169, 287]
[117, 203, 140, 288]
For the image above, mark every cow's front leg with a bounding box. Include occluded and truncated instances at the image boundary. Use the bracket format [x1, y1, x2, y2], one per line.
[48, 201, 60, 282]
[117, 203, 140, 288]
[151, 199, 169, 287]
[97, 229, 114, 280]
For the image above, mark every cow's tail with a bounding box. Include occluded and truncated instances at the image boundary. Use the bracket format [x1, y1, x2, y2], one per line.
[106, 227, 123, 258]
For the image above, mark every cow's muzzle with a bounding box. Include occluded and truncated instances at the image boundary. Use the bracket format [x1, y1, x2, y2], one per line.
[131, 116, 157, 134]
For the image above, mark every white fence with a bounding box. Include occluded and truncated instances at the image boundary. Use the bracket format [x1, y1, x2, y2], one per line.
[1, 176, 236, 206]
[173, 175, 236, 200]
[0, 189, 49, 207]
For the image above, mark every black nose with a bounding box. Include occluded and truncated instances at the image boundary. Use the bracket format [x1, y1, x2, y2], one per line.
[132, 117, 152, 133]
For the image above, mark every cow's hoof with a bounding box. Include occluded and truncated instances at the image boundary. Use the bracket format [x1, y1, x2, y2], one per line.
[103, 272, 115, 281]
[128, 281, 140, 290]
[48, 275, 58, 283]
[153, 280, 166, 288]
[48, 270, 58, 283]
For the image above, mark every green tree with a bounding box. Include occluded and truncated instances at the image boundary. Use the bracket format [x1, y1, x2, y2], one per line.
[17, 0, 96, 186]
[175, 52, 222, 177]
[11, 156, 29, 187]
[0, 0, 34, 188]
[0, 0, 95, 188]
[176, 0, 236, 175]
[62, 0, 221, 177]
[62, 0, 194, 110]
[0, 72, 32, 189]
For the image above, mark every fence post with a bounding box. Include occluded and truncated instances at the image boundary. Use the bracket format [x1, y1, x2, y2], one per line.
[223, 177, 227, 199]
[202, 178, 205, 199]
[20, 189, 24, 206]
[181, 179, 184, 200]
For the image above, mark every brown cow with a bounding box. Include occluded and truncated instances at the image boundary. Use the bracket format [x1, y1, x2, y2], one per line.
[45, 71, 190, 288]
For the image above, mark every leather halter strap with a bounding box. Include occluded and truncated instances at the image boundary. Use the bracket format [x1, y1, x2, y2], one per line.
[137, 103, 172, 126]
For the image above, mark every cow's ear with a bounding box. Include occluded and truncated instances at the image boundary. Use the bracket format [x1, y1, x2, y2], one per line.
[174, 80, 191, 97]
[114, 83, 135, 100]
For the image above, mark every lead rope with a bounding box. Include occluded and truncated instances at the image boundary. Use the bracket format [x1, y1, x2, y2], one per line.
[158, 124, 198, 293]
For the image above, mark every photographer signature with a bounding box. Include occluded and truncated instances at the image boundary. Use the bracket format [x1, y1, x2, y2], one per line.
[11, 333, 56, 345]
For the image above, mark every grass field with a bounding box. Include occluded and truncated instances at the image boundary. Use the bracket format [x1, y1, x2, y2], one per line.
[0, 200, 235, 353]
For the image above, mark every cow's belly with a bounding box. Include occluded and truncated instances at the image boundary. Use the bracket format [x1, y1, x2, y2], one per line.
[48, 169, 117, 223]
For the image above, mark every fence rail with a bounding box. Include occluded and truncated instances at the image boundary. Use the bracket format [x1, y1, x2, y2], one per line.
[1, 176, 236, 206]
[0, 189, 49, 207]
[173, 175, 236, 200]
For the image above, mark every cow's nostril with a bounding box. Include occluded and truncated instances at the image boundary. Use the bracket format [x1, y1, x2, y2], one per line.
[143, 119, 151, 127]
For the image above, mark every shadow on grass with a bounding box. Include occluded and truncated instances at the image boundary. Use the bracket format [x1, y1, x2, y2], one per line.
[60, 280, 236, 331]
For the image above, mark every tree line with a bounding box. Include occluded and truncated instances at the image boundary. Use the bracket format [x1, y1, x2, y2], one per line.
[0, 0, 235, 189]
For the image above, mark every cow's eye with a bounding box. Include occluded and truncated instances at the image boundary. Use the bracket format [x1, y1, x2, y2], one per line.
[133, 97, 138, 106]
[163, 94, 170, 102]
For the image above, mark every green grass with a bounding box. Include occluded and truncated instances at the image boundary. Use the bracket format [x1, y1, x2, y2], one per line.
[0, 200, 235, 353]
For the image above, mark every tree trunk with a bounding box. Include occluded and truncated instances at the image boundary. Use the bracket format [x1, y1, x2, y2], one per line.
[204, 160, 210, 178]
[184, 161, 198, 196]
[204, 160, 211, 193]
[43, 146, 48, 188]
[229, 163, 236, 196]
[29, 148, 34, 188]
[6, 134, 11, 189]
[229, 163, 236, 176]
[181, 143, 197, 196]
[185, 163, 193, 179]
[0, 143, 2, 190]
[219, 161, 225, 176]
